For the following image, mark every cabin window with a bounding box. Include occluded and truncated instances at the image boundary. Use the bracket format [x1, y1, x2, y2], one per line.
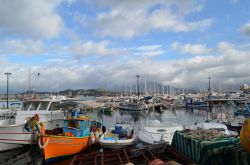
[20, 103, 31, 111]
[85, 121, 90, 130]
[48, 102, 60, 111]
[67, 120, 80, 129]
[30, 102, 40, 111]
[39, 102, 48, 111]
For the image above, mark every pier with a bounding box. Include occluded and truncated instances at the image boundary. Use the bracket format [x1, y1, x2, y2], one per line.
[70, 144, 194, 165]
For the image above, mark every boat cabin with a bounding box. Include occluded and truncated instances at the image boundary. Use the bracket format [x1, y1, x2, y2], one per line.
[20, 100, 61, 111]
[63, 117, 90, 137]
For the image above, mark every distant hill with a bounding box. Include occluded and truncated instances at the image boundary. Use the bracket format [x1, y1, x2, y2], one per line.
[58, 88, 118, 96]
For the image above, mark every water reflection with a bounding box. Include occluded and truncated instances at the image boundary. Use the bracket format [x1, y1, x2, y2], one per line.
[119, 110, 144, 123]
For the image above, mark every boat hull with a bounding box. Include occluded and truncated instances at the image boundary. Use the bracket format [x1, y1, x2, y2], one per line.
[0, 143, 22, 151]
[119, 105, 143, 111]
[0, 119, 63, 151]
[41, 135, 90, 162]
[138, 126, 183, 145]
[99, 125, 136, 149]
[99, 138, 134, 149]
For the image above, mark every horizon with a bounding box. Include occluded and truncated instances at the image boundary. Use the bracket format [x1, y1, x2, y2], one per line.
[0, 0, 250, 91]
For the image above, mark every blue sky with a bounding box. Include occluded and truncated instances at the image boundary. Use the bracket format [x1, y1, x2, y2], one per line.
[0, 0, 250, 92]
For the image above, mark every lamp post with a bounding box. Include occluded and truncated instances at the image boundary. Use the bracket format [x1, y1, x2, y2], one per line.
[208, 77, 211, 98]
[207, 77, 211, 121]
[5, 72, 11, 109]
[136, 75, 140, 99]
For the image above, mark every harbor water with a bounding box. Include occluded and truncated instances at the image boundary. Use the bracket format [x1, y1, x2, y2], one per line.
[0, 104, 236, 165]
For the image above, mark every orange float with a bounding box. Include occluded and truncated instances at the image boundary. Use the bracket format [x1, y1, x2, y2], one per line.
[240, 118, 250, 153]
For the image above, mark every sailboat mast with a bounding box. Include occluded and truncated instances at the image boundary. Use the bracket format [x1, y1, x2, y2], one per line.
[28, 68, 31, 96]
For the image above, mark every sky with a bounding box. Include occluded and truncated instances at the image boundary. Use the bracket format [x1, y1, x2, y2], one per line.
[0, 0, 250, 93]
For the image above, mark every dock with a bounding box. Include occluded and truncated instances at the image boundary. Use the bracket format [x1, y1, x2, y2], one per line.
[69, 144, 195, 165]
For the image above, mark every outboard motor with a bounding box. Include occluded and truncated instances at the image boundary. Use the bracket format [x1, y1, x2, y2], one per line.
[102, 125, 106, 133]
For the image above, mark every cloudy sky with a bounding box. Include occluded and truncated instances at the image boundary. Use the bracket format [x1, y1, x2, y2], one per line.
[0, 0, 250, 92]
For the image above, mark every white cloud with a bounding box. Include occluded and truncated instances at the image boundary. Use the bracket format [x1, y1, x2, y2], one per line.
[240, 21, 250, 37]
[1, 41, 250, 91]
[77, 0, 213, 39]
[70, 40, 121, 57]
[0, 0, 65, 38]
[1, 39, 44, 55]
[171, 42, 211, 54]
[134, 45, 165, 56]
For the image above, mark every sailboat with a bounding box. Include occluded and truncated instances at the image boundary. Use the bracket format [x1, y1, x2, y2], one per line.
[119, 75, 146, 111]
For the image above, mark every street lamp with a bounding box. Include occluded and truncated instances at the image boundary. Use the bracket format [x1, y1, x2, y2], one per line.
[136, 75, 140, 99]
[207, 77, 212, 120]
[5, 72, 11, 109]
[208, 77, 211, 96]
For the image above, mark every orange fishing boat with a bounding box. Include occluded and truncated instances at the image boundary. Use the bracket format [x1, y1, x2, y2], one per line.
[38, 116, 94, 163]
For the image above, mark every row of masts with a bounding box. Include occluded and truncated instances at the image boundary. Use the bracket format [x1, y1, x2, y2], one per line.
[119, 75, 240, 97]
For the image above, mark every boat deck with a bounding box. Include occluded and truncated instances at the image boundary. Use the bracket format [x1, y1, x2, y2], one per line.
[69, 144, 195, 165]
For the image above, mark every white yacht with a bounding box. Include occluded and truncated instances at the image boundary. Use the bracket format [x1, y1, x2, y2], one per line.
[138, 115, 183, 145]
[0, 95, 66, 151]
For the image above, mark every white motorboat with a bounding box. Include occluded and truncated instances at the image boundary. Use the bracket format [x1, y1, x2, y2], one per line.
[0, 110, 17, 125]
[99, 123, 136, 148]
[138, 116, 183, 145]
[0, 95, 66, 151]
[0, 102, 22, 126]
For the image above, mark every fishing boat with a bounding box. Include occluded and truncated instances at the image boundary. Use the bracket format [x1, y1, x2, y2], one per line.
[138, 115, 183, 145]
[234, 102, 250, 117]
[119, 102, 144, 111]
[99, 123, 136, 148]
[38, 116, 94, 163]
[185, 97, 209, 109]
[0, 95, 66, 151]
[98, 106, 114, 116]
[119, 97, 145, 111]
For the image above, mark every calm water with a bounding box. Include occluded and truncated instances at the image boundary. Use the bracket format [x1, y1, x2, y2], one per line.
[0, 105, 236, 165]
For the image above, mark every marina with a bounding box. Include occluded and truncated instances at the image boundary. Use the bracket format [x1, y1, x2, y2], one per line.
[0, 1, 250, 164]
[0, 94, 249, 164]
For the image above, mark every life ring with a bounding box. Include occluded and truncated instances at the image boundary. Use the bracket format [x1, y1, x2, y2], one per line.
[23, 117, 32, 132]
[38, 136, 49, 149]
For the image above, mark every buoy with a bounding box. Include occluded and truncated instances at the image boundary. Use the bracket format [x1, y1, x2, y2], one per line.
[90, 132, 95, 143]
[149, 159, 164, 165]
[240, 118, 250, 153]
